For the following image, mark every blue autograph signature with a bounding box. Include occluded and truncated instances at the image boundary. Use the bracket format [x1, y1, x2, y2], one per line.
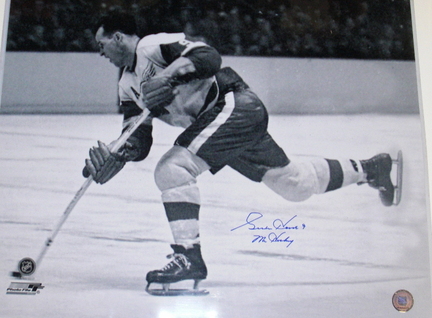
[231, 212, 306, 231]
[231, 212, 306, 248]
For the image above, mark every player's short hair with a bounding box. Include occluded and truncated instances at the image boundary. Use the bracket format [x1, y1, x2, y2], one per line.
[95, 12, 137, 37]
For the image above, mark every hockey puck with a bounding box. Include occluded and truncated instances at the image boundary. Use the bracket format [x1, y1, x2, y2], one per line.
[10, 271, 22, 278]
[18, 258, 36, 276]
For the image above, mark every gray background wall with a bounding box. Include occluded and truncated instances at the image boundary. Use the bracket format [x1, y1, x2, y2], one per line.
[1, 52, 119, 114]
[0, 52, 420, 114]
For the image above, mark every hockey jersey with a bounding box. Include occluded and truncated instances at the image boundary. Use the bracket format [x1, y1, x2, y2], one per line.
[119, 33, 220, 129]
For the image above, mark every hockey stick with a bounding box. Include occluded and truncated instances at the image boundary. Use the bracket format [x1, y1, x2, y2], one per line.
[10, 108, 151, 278]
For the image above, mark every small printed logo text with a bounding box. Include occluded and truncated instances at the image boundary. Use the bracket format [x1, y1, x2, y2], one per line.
[6, 282, 44, 295]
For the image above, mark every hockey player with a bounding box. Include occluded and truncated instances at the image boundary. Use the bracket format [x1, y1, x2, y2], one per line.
[84, 12, 401, 295]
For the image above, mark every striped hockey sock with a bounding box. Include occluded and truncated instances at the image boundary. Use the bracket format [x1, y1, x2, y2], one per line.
[325, 158, 365, 192]
[164, 202, 201, 249]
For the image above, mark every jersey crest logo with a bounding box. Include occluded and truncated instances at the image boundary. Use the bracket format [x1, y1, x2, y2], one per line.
[142, 64, 156, 82]
[130, 63, 156, 100]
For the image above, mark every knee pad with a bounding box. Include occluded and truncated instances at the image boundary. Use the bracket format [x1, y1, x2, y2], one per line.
[154, 146, 210, 203]
[262, 156, 330, 202]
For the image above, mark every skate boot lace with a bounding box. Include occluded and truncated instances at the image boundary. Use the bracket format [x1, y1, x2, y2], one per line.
[162, 253, 191, 271]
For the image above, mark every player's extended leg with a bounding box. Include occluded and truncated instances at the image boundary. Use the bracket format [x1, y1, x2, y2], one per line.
[146, 146, 209, 291]
[262, 153, 395, 206]
[262, 156, 365, 201]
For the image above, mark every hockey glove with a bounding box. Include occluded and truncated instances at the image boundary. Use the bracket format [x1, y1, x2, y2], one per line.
[141, 77, 177, 116]
[83, 141, 126, 184]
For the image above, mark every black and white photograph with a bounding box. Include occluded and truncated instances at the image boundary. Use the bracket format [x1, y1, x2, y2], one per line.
[0, 0, 431, 317]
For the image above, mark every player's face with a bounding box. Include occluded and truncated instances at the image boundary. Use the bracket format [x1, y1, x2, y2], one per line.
[95, 27, 128, 68]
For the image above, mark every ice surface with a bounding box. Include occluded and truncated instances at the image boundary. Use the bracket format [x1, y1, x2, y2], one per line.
[0, 114, 431, 317]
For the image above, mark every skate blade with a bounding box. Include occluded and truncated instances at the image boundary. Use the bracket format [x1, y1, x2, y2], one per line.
[145, 280, 209, 296]
[392, 150, 403, 206]
[145, 287, 209, 296]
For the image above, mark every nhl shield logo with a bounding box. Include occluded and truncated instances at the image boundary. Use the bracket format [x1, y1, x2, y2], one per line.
[18, 258, 36, 276]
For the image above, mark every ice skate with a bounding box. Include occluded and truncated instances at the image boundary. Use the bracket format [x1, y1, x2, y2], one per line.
[360, 151, 403, 206]
[145, 244, 209, 296]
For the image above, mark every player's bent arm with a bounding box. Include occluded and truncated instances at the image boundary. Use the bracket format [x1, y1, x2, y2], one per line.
[183, 46, 222, 79]
[140, 46, 222, 115]
[120, 101, 153, 162]
[158, 46, 222, 80]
